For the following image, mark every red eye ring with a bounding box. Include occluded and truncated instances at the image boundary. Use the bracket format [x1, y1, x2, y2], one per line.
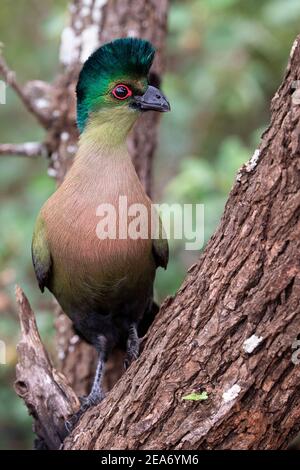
[112, 84, 132, 100]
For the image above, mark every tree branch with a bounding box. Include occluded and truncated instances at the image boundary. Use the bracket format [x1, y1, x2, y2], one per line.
[0, 53, 50, 127]
[14, 286, 80, 450]
[0, 142, 47, 157]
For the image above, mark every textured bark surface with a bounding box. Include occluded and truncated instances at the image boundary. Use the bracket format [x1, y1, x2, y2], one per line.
[14, 287, 79, 450]
[63, 37, 300, 450]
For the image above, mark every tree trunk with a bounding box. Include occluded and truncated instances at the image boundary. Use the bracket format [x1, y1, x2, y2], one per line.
[61, 37, 300, 450]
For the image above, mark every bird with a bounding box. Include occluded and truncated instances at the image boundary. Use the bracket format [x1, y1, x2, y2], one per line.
[31, 37, 170, 428]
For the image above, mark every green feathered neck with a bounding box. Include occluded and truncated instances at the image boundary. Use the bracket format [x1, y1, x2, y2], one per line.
[76, 38, 155, 133]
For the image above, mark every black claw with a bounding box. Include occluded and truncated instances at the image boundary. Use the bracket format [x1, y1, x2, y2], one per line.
[124, 339, 139, 368]
[65, 412, 81, 433]
[64, 391, 105, 434]
[123, 347, 139, 370]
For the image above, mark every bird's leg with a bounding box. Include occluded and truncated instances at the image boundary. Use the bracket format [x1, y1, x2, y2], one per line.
[65, 335, 106, 433]
[124, 323, 140, 370]
[80, 353, 106, 407]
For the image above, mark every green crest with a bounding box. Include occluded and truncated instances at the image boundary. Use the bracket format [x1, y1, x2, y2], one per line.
[76, 37, 155, 132]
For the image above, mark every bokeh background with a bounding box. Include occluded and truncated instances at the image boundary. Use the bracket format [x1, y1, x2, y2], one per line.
[1, 0, 300, 450]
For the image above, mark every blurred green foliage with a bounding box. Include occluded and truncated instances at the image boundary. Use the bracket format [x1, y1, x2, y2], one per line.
[0, 0, 300, 449]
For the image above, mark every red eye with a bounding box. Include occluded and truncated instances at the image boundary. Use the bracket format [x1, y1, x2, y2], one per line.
[112, 84, 132, 100]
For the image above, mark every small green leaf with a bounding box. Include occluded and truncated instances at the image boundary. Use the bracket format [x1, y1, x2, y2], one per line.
[182, 391, 208, 401]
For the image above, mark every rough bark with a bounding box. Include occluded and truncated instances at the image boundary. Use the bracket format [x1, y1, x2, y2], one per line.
[61, 37, 300, 450]
[14, 286, 79, 450]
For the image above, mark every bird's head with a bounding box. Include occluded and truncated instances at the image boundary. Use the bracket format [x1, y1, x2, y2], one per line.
[76, 38, 170, 136]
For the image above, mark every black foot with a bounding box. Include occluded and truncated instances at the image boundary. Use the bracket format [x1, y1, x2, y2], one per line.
[124, 327, 140, 370]
[65, 389, 105, 434]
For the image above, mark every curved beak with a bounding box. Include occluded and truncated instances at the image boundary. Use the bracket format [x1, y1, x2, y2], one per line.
[134, 85, 171, 112]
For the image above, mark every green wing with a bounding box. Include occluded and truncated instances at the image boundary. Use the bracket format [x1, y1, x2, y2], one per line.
[152, 216, 169, 269]
[31, 216, 52, 293]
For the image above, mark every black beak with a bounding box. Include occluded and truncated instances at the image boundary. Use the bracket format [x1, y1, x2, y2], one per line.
[134, 85, 170, 112]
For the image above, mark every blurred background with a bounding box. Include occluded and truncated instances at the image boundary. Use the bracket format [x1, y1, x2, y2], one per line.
[0, 0, 300, 450]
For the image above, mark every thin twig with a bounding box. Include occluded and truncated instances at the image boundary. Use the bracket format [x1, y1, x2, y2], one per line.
[0, 142, 48, 157]
[0, 54, 50, 127]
